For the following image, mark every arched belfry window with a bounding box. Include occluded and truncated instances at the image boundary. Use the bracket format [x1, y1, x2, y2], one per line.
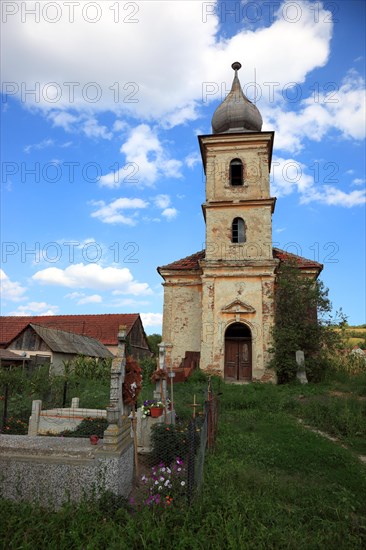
[232, 217, 246, 243]
[230, 158, 243, 186]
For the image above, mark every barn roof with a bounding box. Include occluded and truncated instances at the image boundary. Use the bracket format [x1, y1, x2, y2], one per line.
[158, 248, 323, 272]
[0, 314, 141, 348]
[0, 349, 27, 362]
[9, 324, 114, 358]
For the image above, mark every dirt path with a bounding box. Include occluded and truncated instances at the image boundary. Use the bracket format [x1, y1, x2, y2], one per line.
[297, 418, 366, 465]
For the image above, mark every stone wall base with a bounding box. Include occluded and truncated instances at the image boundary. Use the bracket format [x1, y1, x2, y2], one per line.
[0, 435, 134, 509]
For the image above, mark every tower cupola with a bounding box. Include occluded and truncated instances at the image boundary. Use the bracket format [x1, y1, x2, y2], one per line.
[211, 62, 263, 134]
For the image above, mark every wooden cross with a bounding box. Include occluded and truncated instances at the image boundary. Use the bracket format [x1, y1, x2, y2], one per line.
[189, 394, 201, 419]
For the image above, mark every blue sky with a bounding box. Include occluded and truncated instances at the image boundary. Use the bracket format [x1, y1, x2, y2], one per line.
[1, 0, 365, 333]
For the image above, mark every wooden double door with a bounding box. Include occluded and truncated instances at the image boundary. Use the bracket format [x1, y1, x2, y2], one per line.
[224, 338, 252, 382]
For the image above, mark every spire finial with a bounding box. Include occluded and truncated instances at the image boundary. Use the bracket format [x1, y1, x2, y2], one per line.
[231, 61, 242, 72]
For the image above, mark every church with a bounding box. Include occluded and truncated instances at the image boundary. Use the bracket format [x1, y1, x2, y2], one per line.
[157, 63, 322, 383]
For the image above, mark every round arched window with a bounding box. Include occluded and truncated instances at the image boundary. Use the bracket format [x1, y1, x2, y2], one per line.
[230, 158, 243, 186]
[232, 217, 245, 243]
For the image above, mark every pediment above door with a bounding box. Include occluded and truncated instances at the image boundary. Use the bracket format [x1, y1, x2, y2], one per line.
[221, 300, 256, 314]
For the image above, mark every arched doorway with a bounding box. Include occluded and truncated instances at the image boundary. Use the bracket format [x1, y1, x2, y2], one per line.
[224, 323, 252, 381]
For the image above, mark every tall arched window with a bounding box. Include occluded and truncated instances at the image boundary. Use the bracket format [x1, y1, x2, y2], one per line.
[230, 158, 243, 186]
[232, 217, 245, 243]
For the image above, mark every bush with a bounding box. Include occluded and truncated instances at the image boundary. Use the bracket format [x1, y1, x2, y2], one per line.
[150, 422, 191, 466]
[140, 357, 156, 386]
[0, 416, 28, 435]
[57, 417, 108, 438]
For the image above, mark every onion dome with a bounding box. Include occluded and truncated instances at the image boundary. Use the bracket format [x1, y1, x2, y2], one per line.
[211, 62, 263, 134]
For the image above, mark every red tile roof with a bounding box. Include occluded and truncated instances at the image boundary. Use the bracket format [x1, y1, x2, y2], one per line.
[158, 250, 206, 271]
[158, 248, 323, 272]
[272, 248, 323, 270]
[0, 314, 140, 347]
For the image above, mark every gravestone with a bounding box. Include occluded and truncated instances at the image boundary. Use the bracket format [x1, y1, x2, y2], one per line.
[296, 350, 308, 384]
[103, 325, 131, 451]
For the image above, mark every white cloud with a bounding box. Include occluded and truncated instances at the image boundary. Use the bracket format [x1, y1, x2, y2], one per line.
[82, 117, 113, 140]
[47, 111, 113, 140]
[32, 263, 152, 295]
[152, 194, 178, 220]
[185, 152, 201, 169]
[113, 120, 129, 133]
[352, 178, 365, 186]
[140, 313, 163, 329]
[24, 138, 54, 154]
[65, 291, 102, 304]
[1, 0, 336, 131]
[100, 125, 183, 188]
[9, 302, 58, 316]
[65, 292, 84, 300]
[300, 186, 366, 207]
[162, 207, 178, 221]
[271, 156, 366, 207]
[47, 111, 79, 132]
[154, 195, 171, 209]
[0, 270, 27, 302]
[271, 157, 314, 197]
[90, 197, 148, 225]
[77, 294, 102, 305]
[265, 71, 366, 154]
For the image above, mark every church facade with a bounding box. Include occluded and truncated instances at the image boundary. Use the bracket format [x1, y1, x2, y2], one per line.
[158, 63, 322, 382]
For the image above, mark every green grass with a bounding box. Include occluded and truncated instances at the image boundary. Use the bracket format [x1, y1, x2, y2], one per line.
[1, 375, 366, 549]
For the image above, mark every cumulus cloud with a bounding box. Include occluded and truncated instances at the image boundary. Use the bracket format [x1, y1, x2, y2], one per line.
[76, 294, 102, 305]
[264, 70, 366, 154]
[32, 263, 152, 295]
[100, 124, 183, 188]
[154, 194, 171, 209]
[352, 178, 366, 186]
[1, 1, 335, 126]
[90, 197, 148, 225]
[153, 195, 178, 220]
[161, 207, 178, 220]
[0, 270, 27, 302]
[271, 156, 366, 206]
[185, 152, 201, 169]
[24, 138, 54, 154]
[140, 313, 163, 329]
[47, 111, 113, 140]
[9, 302, 58, 316]
[65, 291, 102, 305]
[300, 186, 366, 207]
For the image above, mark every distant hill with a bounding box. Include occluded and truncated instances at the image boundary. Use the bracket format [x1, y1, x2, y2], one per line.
[342, 325, 366, 349]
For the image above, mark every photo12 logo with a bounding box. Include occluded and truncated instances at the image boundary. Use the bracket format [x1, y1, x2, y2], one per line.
[201, 2, 339, 25]
[202, 80, 339, 105]
[1, 240, 140, 264]
[2, 81, 139, 105]
[1, 161, 139, 185]
[1, 2, 140, 24]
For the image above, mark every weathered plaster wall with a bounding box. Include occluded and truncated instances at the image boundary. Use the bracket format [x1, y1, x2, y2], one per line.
[200, 262, 277, 381]
[162, 276, 202, 369]
[205, 140, 271, 202]
[205, 203, 274, 261]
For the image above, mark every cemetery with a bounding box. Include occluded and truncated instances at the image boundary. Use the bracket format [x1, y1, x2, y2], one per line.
[0, 325, 217, 509]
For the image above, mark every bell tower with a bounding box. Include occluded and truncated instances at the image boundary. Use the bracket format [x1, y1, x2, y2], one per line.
[198, 62, 278, 381]
[199, 62, 276, 263]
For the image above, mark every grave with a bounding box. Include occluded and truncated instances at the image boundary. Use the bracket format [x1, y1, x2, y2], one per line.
[0, 326, 134, 508]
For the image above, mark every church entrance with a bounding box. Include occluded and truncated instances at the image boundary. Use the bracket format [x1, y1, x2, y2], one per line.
[224, 323, 252, 381]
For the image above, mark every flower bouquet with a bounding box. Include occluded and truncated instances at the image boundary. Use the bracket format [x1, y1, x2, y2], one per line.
[141, 399, 165, 418]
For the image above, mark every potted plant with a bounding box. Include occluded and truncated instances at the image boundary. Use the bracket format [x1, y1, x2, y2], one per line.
[141, 399, 165, 418]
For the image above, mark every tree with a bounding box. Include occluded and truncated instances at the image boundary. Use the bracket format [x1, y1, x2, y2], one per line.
[269, 261, 346, 383]
[147, 333, 162, 357]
